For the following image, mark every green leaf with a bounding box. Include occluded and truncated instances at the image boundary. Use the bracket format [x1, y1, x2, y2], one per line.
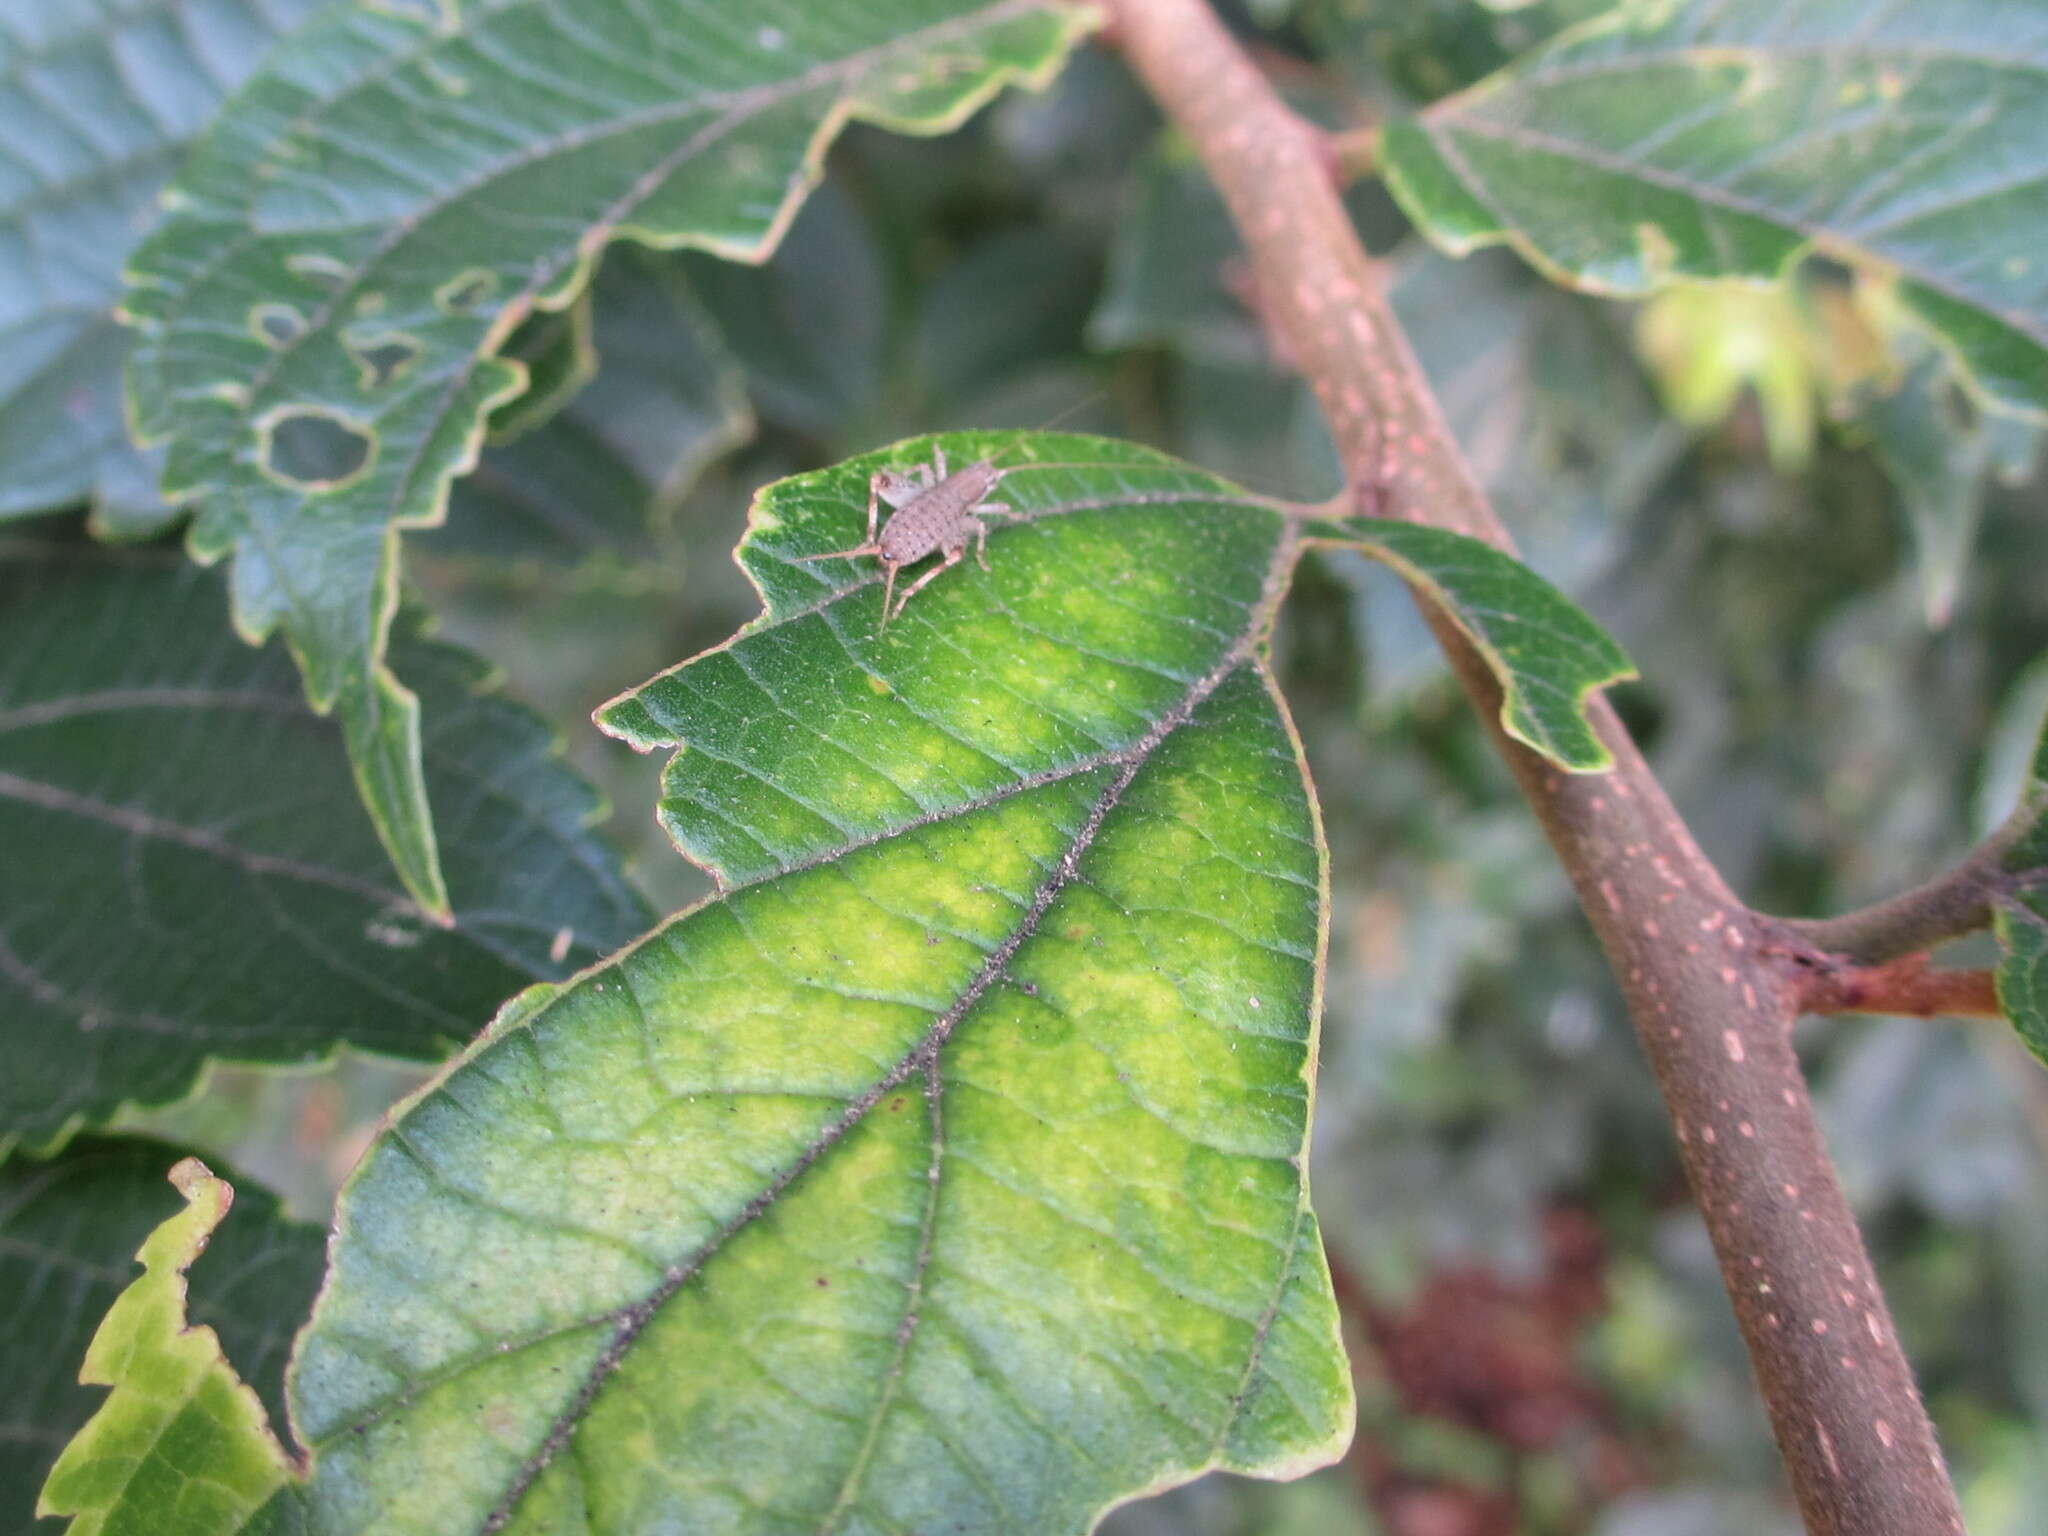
[0, 0, 326, 529]
[1995, 682, 2048, 1067]
[0, 532, 650, 1151]
[1306, 517, 1636, 771]
[122, 0, 1097, 916]
[430, 248, 753, 573]
[36, 1155, 299, 1536]
[3, 1137, 324, 1534]
[276, 433, 1353, 1532]
[2001, 893, 2048, 1067]
[1848, 346, 2041, 627]
[1379, 0, 2048, 418]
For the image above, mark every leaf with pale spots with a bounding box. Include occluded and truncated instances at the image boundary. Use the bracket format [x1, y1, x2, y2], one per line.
[1994, 689, 2048, 1067]
[1307, 516, 1635, 771]
[122, 0, 1097, 916]
[1378, 0, 2048, 418]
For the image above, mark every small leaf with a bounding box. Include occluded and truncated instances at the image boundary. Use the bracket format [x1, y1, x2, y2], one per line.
[1850, 347, 2042, 626]
[2, 1137, 324, 1533]
[286, 434, 1353, 1532]
[1995, 683, 2048, 1066]
[123, 0, 1097, 914]
[0, 533, 650, 1150]
[1379, 0, 2048, 417]
[0, 0, 325, 528]
[1307, 517, 1636, 770]
[1998, 892, 2048, 1067]
[37, 1158, 297, 1536]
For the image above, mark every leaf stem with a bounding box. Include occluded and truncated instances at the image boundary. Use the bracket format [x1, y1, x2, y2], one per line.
[1100, 3, 1966, 1531]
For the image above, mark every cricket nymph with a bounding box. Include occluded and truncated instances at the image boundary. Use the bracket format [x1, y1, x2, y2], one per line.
[792, 445, 1017, 627]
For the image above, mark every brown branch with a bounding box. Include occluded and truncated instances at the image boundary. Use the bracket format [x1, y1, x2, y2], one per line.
[1784, 764, 2045, 965]
[1783, 832, 2023, 965]
[1793, 953, 2002, 1019]
[1098, 4, 1965, 1532]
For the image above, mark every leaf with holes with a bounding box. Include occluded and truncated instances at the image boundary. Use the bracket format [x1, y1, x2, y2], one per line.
[3, 1137, 324, 1533]
[0, 0, 326, 530]
[212, 431, 1636, 1533]
[0, 532, 650, 1153]
[122, 0, 1097, 916]
[1378, 0, 2048, 418]
[1994, 687, 2048, 1067]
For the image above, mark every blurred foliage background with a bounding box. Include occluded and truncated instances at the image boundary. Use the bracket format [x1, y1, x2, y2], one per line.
[113, 2, 2048, 1532]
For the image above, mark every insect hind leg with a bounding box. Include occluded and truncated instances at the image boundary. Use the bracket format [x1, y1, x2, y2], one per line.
[891, 546, 963, 617]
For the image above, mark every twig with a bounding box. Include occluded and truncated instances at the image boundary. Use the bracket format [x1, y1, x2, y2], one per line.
[1784, 837, 2021, 965]
[1099, 3, 1965, 1531]
[1792, 953, 2001, 1020]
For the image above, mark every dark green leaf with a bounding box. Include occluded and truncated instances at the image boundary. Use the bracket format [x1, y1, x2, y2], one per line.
[431, 248, 753, 572]
[1297, 0, 1617, 105]
[7, 1138, 321, 1534]
[1379, 0, 2048, 417]
[1995, 681, 2048, 1065]
[123, 0, 1096, 914]
[0, 0, 325, 528]
[0, 534, 650, 1151]
[682, 181, 889, 440]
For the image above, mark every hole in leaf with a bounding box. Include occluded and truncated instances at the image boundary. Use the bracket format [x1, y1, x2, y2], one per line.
[345, 330, 423, 390]
[435, 268, 499, 316]
[259, 408, 375, 491]
[250, 304, 306, 348]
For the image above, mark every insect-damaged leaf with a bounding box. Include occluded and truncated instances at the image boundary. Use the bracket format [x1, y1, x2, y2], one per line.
[1377, 0, 2048, 418]
[36, 1158, 299, 1536]
[0, 0, 325, 530]
[0, 533, 650, 1152]
[1994, 686, 2048, 1068]
[3, 1138, 324, 1535]
[122, 0, 1096, 917]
